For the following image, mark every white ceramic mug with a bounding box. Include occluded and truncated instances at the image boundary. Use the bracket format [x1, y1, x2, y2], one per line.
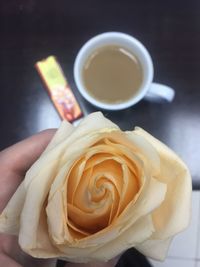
[74, 32, 175, 110]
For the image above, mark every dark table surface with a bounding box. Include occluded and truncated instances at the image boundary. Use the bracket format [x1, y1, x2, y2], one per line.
[0, 0, 200, 188]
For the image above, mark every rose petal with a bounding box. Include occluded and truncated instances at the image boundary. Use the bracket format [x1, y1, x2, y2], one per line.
[0, 182, 25, 235]
[89, 215, 154, 261]
[134, 127, 192, 239]
[27, 204, 62, 258]
[44, 120, 74, 153]
[19, 165, 59, 253]
[67, 199, 111, 233]
[25, 120, 75, 187]
[46, 188, 70, 245]
[60, 112, 119, 163]
[106, 130, 160, 175]
[114, 177, 166, 235]
[56, 177, 166, 256]
[54, 215, 154, 263]
[136, 238, 172, 260]
[24, 110, 117, 190]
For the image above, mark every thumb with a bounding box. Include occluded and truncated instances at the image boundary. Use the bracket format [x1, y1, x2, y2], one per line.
[0, 129, 56, 177]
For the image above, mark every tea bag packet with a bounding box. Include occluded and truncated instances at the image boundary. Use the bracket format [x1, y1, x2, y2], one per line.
[0, 112, 191, 263]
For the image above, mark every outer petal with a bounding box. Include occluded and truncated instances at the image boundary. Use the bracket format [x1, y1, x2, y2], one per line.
[136, 238, 172, 261]
[89, 215, 154, 262]
[19, 165, 60, 256]
[24, 120, 75, 187]
[25, 112, 118, 187]
[134, 128, 192, 246]
[44, 120, 74, 153]
[0, 182, 26, 235]
[59, 215, 154, 263]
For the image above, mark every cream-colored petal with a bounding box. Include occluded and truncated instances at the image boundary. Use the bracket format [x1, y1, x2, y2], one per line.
[117, 163, 139, 215]
[59, 112, 119, 164]
[136, 237, 172, 260]
[19, 164, 59, 251]
[47, 160, 97, 243]
[106, 131, 160, 175]
[70, 165, 92, 212]
[134, 127, 192, 239]
[72, 112, 119, 138]
[24, 120, 74, 187]
[46, 189, 70, 245]
[25, 112, 118, 187]
[46, 163, 75, 245]
[104, 138, 142, 178]
[55, 215, 154, 263]
[89, 215, 154, 262]
[114, 177, 166, 235]
[0, 182, 25, 235]
[21, 205, 62, 258]
[126, 131, 160, 174]
[43, 120, 74, 154]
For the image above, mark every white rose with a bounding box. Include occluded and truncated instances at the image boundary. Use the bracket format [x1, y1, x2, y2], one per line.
[0, 112, 191, 263]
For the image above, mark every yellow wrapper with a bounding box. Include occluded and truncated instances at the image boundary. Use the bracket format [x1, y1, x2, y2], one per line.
[36, 56, 83, 122]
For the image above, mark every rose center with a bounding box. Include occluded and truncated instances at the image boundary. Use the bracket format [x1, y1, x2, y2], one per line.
[66, 139, 141, 238]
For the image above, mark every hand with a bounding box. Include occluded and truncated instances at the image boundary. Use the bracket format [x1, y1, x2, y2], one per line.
[0, 129, 57, 267]
[0, 130, 118, 267]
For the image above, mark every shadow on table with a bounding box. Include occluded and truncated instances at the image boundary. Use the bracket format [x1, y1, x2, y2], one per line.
[116, 248, 152, 267]
[57, 248, 152, 266]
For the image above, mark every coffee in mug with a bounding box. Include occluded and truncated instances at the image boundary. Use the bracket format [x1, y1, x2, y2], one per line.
[82, 45, 143, 104]
[74, 32, 175, 110]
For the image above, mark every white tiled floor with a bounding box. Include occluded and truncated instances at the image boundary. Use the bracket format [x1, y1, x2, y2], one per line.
[167, 192, 200, 259]
[197, 206, 200, 261]
[150, 258, 195, 267]
[150, 191, 200, 267]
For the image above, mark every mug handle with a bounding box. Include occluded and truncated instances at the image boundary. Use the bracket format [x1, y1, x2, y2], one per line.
[144, 83, 175, 102]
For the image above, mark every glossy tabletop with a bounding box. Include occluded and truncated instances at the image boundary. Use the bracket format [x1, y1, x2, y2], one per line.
[0, 0, 199, 188]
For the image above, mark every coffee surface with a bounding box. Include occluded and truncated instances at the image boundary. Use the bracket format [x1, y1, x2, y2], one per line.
[82, 45, 143, 104]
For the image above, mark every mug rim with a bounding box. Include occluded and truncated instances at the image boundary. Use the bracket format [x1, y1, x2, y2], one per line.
[74, 32, 154, 110]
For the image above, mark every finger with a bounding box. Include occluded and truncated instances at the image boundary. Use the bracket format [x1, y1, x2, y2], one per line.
[0, 253, 22, 267]
[0, 129, 56, 176]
